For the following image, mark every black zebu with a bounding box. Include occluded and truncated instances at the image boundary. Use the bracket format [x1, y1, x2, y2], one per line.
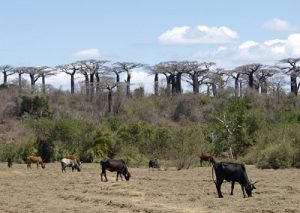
[212, 162, 257, 198]
[148, 159, 160, 169]
[100, 159, 131, 182]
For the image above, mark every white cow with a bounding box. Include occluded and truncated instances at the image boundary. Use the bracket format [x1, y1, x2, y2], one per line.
[61, 158, 81, 172]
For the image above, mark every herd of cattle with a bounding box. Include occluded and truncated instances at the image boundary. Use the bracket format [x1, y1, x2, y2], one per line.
[5, 152, 257, 198]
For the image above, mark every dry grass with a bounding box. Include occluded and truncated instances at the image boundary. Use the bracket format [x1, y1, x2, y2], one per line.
[0, 163, 299, 213]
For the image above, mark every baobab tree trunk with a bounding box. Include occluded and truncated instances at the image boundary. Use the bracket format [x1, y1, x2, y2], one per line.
[116, 73, 120, 93]
[84, 74, 89, 96]
[207, 85, 210, 96]
[212, 83, 217, 97]
[291, 73, 297, 96]
[166, 75, 171, 97]
[126, 72, 131, 97]
[3, 72, 7, 85]
[154, 73, 158, 96]
[18, 73, 22, 92]
[239, 81, 243, 97]
[249, 74, 254, 89]
[175, 73, 182, 94]
[70, 74, 75, 94]
[29, 74, 36, 91]
[261, 81, 268, 94]
[235, 78, 239, 97]
[108, 89, 112, 113]
[171, 75, 176, 95]
[90, 73, 94, 99]
[42, 75, 46, 94]
[193, 75, 199, 94]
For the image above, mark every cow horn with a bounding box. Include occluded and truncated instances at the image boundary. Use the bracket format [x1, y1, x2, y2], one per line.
[252, 181, 259, 185]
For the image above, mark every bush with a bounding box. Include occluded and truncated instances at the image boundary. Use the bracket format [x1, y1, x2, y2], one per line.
[256, 142, 293, 169]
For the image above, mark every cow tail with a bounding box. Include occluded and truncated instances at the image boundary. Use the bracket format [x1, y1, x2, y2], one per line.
[212, 165, 216, 185]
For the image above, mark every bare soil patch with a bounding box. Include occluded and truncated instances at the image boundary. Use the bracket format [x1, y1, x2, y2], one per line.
[0, 163, 299, 213]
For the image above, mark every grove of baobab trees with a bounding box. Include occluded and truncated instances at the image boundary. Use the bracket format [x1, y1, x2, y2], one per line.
[1, 58, 300, 110]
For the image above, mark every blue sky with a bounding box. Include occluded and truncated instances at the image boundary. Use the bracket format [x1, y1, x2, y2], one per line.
[1, 0, 300, 92]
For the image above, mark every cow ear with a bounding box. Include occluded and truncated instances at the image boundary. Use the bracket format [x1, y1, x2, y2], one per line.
[251, 184, 256, 189]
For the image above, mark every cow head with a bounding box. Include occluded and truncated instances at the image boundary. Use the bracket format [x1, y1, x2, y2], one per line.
[245, 182, 257, 197]
[124, 172, 131, 181]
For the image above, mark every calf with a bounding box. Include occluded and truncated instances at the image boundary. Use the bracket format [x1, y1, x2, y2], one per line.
[100, 159, 131, 182]
[7, 157, 13, 168]
[26, 156, 45, 169]
[61, 158, 81, 172]
[199, 152, 216, 167]
[212, 162, 256, 198]
[148, 159, 160, 169]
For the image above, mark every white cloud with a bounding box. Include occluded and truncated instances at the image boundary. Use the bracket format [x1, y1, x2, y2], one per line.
[194, 33, 300, 68]
[262, 18, 296, 31]
[73, 48, 100, 58]
[158, 25, 238, 44]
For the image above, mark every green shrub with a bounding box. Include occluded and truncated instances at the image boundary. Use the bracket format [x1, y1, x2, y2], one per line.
[256, 142, 293, 169]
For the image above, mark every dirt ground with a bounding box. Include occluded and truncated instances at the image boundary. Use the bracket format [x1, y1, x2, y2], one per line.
[0, 163, 299, 213]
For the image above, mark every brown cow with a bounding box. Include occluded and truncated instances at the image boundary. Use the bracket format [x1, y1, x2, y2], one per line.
[27, 156, 45, 169]
[66, 155, 81, 166]
[199, 152, 217, 167]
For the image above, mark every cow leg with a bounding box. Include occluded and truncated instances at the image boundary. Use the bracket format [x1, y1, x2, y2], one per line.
[200, 159, 203, 167]
[27, 162, 31, 169]
[216, 179, 223, 198]
[231, 181, 235, 195]
[120, 173, 124, 181]
[101, 170, 108, 182]
[241, 185, 246, 198]
[116, 172, 119, 181]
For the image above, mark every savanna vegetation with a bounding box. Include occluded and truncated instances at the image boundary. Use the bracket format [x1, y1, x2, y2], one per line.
[1, 58, 300, 169]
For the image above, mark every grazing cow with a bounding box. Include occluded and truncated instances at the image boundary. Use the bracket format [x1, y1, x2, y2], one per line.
[66, 155, 81, 166]
[212, 162, 257, 198]
[148, 159, 160, 169]
[100, 159, 131, 182]
[26, 156, 45, 169]
[7, 157, 13, 168]
[199, 152, 217, 167]
[61, 158, 81, 172]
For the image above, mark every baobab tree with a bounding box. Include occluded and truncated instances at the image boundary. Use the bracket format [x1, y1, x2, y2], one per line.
[39, 67, 56, 93]
[255, 66, 278, 94]
[185, 61, 213, 94]
[98, 76, 117, 113]
[80, 60, 108, 98]
[205, 69, 227, 97]
[153, 62, 174, 96]
[279, 58, 300, 96]
[235, 63, 263, 90]
[13, 67, 27, 92]
[57, 62, 83, 94]
[112, 62, 144, 97]
[0, 65, 14, 85]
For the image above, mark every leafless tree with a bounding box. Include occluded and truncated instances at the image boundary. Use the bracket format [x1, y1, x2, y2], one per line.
[98, 76, 117, 113]
[40, 67, 56, 93]
[279, 58, 300, 96]
[57, 63, 83, 94]
[0, 65, 14, 85]
[204, 68, 227, 97]
[185, 61, 213, 94]
[80, 60, 108, 98]
[13, 67, 27, 92]
[112, 62, 144, 97]
[21, 67, 46, 91]
[255, 66, 278, 94]
[229, 69, 242, 97]
[235, 63, 263, 90]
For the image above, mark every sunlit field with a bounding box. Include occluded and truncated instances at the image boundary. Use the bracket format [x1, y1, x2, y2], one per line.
[0, 163, 299, 213]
